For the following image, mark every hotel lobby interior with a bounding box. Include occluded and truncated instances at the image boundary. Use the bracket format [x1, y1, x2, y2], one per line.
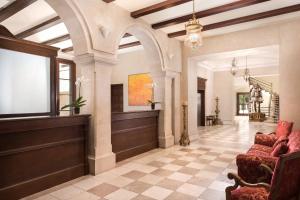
[1, 0, 300, 200]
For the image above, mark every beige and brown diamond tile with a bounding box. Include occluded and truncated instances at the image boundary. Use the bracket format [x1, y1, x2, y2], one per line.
[123, 170, 147, 180]
[104, 189, 138, 200]
[88, 183, 119, 198]
[139, 174, 164, 185]
[167, 172, 192, 182]
[151, 169, 173, 177]
[124, 181, 152, 194]
[142, 186, 173, 200]
[156, 178, 183, 191]
[176, 183, 205, 197]
[178, 167, 200, 176]
[161, 164, 183, 172]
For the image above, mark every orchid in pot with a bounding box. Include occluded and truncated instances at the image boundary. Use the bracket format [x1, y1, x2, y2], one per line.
[147, 82, 160, 110]
[61, 76, 87, 114]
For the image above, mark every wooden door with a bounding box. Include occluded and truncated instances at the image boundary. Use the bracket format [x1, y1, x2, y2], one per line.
[111, 84, 123, 112]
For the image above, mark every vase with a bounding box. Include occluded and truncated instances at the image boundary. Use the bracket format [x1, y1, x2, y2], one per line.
[74, 107, 80, 114]
[151, 103, 155, 110]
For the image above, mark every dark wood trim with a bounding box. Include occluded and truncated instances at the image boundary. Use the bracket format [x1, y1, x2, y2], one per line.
[42, 34, 70, 45]
[112, 111, 159, 162]
[16, 16, 62, 39]
[131, 0, 192, 18]
[119, 41, 141, 49]
[0, 33, 59, 118]
[56, 58, 76, 114]
[152, 0, 269, 29]
[0, 0, 38, 23]
[123, 33, 132, 38]
[168, 4, 300, 38]
[0, 115, 90, 200]
[0, 25, 15, 38]
[103, 0, 115, 3]
[62, 46, 74, 53]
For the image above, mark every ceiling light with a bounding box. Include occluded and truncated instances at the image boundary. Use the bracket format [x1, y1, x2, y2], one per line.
[184, 0, 203, 49]
[231, 58, 238, 76]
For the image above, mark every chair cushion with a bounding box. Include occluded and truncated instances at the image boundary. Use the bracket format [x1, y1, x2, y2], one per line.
[231, 186, 269, 200]
[254, 134, 277, 147]
[275, 120, 293, 138]
[287, 131, 300, 153]
[272, 135, 289, 149]
[250, 144, 273, 154]
[271, 141, 288, 157]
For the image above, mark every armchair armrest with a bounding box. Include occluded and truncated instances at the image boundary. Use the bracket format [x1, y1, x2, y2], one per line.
[225, 173, 271, 200]
[258, 164, 274, 183]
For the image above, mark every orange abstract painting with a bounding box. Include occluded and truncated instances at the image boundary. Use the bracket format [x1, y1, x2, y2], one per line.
[128, 73, 153, 106]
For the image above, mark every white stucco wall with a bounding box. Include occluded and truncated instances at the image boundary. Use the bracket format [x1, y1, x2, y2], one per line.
[112, 50, 154, 112]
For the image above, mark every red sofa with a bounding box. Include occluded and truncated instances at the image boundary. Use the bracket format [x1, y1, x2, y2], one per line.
[226, 150, 300, 200]
[254, 120, 293, 147]
[236, 130, 300, 183]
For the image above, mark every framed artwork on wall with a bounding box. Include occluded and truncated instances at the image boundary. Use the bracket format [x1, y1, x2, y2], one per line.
[128, 73, 153, 106]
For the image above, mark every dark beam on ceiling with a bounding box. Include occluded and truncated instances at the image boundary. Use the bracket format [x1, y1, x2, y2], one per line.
[0, 0, 38, 23]
[152, 0, 269, 29]
[62, 46, 74, 53]
[123, 33, 132, 38]
[16, 16, 62, 39]
[42, 34, 70, 45]
[168, 4, 300, 38]
[103, 0, 115, 3]
[131, 0, 192, 18]
[119, 41, 141, 49]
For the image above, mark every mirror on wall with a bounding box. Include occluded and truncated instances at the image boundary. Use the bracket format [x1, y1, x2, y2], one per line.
[0, 48, 51, 116]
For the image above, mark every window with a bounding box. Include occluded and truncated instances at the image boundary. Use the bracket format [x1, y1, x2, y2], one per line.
[56, 59, 76, 116]
[237, 92, 250, 116]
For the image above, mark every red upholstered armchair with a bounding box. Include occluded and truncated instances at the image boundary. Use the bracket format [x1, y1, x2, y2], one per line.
[226, 151, 300, 200]
[237, 131, 300, 183]
[255, 120, 293, 147]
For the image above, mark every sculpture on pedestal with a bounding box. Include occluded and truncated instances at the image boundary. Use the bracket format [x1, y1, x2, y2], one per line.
[249, 83, 266, 121]
[214, 97, 223, 125]
[180, 102, 190, 146]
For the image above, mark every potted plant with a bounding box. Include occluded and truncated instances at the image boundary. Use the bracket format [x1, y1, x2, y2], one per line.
[148, 100, 160, 110]
[61, 76, 87, 114]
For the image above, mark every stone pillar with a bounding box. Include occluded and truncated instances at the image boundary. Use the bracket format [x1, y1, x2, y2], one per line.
[279, 21, 300, 129]
[152, 72, 174, 148]
[74, 53, 116, 175]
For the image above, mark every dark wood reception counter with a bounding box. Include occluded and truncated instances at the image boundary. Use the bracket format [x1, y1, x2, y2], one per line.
[0, 115, 90, 200]
[111, 110, 159, 162]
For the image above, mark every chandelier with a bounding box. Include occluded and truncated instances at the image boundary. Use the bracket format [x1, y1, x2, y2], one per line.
[244, 56, 250, 82]
[231, 58, 238, 76]
[184, 0, 203, 49]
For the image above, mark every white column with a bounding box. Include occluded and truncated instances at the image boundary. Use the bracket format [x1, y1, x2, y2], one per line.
[152, 72, 174, 148]
[279, 21, 300, 129]
[74, 53, 116, 175]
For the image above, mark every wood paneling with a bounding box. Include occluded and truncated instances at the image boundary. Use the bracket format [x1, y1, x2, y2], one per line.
[131, 0, 192, 18]
[111, 84, 124, 112]
[152, 0, 269, 29]
[111, 111, 159, 162]
[168, 4, 300, 38]
[16, 16, 62, 39]
[0, 115, 90, 200]
[0, 0, 38, 23]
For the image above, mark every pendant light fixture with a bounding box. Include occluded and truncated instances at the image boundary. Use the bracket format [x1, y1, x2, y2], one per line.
[244, 56, 250, 82]
[184, 0, 203, 49]
[231, 58, 238, 76]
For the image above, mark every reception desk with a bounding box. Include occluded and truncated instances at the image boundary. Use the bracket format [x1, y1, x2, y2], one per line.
[112, 110, 159, 162]
[0, 115, 90, 200]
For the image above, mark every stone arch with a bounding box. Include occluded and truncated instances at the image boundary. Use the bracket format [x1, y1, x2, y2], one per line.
[115, 23, 166, 73]
[45, 0, 91, 56]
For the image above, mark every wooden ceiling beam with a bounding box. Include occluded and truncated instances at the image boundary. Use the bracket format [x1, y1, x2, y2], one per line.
[0, 0, 38, 23]
[42, 34, 70, 45]
[103, 0, 115, 3]
[16, 16, 62, 39]
[152, 0, 269, 29]
[119, 41, 141, 49]
[131, 0, 192, 18]
[168, 4, 300, 38]
[61, 46, 74, 53]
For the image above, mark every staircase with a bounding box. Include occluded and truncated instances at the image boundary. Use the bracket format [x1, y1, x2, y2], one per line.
[248, 77, 279, 123]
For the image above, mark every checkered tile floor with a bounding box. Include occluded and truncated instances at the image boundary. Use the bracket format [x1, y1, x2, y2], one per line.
[24, 118, 276, 200]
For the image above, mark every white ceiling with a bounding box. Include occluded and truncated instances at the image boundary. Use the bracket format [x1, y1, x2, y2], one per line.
[115, 0, 300, 39]
[1, 0, 300, 55]
[196, 45, 279, 71]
